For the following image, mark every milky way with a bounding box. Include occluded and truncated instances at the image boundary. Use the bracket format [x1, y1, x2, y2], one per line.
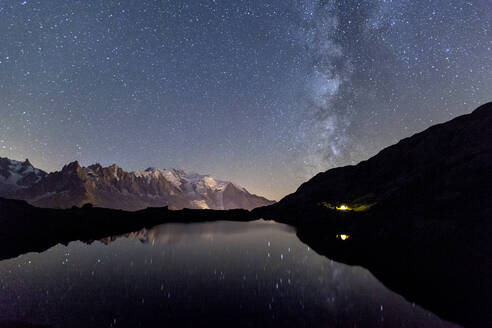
[0, 0, 490, 200]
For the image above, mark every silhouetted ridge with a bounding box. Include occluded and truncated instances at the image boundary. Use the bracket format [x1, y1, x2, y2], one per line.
[255, 102, 492, 222]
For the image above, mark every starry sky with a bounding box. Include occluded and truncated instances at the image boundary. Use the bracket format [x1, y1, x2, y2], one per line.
[0, 0, 490, 200]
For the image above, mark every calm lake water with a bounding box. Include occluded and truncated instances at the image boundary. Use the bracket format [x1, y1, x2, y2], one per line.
[0, 220, 459, 327]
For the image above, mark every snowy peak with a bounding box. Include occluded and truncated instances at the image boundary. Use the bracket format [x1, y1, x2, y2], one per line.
[133, 167, 230, 192]
[0, 157, 47, 192]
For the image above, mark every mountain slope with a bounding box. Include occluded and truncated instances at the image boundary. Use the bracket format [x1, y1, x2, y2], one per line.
[251, 102, 492, 328]
[7, 161, 273, 211]
[255, 102, 492, 221]
[0, 158, 46, 196]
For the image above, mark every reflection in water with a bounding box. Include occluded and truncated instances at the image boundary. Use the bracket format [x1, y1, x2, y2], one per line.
[0, 220, 459, 328]
[103, 220, 295, 246]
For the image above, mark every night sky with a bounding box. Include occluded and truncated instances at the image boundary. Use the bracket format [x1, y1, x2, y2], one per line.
[0, 0, 490, 200]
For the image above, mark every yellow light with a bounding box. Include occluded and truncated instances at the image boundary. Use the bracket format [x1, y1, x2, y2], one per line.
[336, 234, 350, 240]
[336, 204, 350, 211]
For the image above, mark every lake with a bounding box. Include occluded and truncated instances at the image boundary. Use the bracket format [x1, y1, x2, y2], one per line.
[0, 220, 460, 327]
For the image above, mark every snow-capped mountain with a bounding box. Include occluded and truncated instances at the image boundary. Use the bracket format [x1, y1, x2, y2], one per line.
[0, 157, 47, 195]
[3, 159, 274, 211]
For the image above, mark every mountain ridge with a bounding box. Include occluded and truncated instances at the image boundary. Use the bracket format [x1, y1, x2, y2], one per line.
[254, 101, 492, 222]
[0, 157, 47, 193]
[0, 159, 274, 211]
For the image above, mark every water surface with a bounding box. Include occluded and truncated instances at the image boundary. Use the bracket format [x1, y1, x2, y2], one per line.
[0, 220, 459, 327]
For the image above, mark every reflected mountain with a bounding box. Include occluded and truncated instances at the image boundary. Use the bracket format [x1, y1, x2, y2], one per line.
[0, 197, 252, 261]
[0, 219, 460, 328]
[100, 220, 294, 246]
[294, 221, 492, 328]
[94, 217, 490, 327]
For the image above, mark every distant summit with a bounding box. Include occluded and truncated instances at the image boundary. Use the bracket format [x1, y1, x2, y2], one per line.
[0, 158, 47, 193]
[0, 160, 274, 211]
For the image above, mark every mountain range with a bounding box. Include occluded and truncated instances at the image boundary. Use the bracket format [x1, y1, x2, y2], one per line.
[0, 102, 491, 327]
[0, 159, 274, 211]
